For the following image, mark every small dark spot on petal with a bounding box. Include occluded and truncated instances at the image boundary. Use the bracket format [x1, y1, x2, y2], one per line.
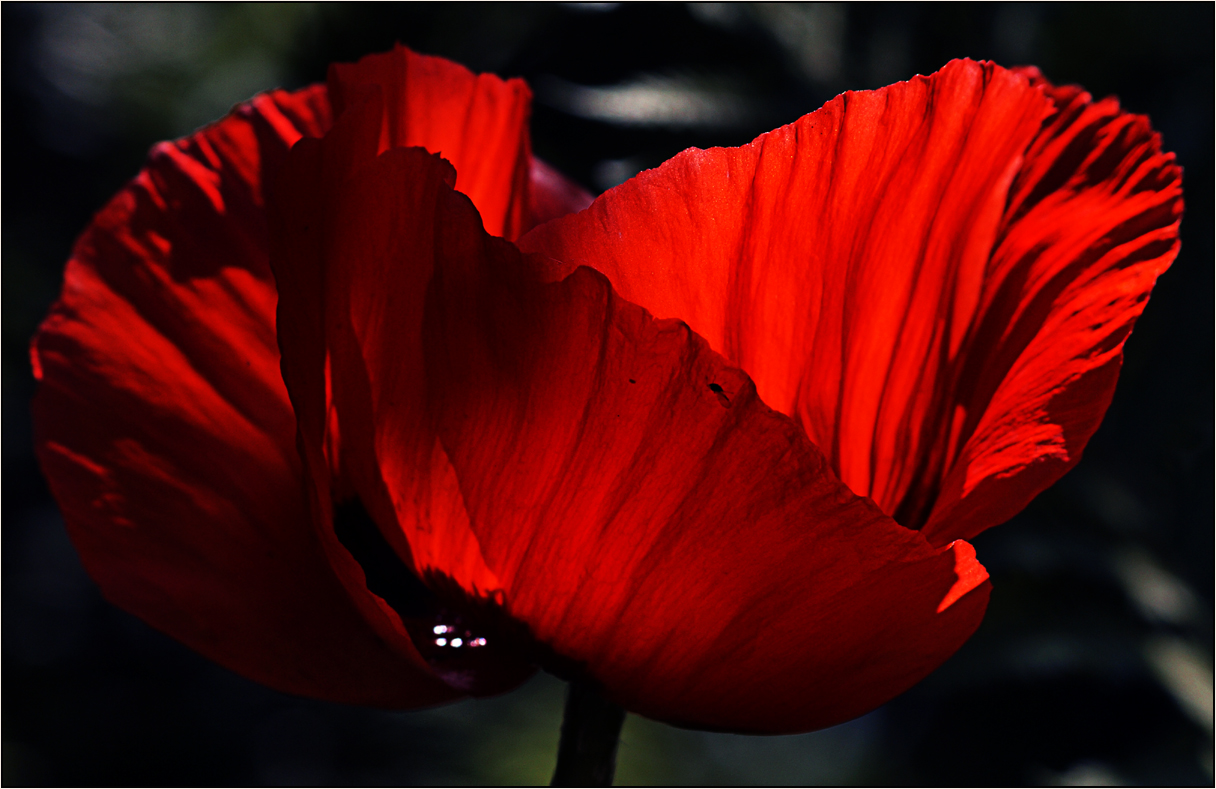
[629, 378, 636, 384]
[708, 382, 731, 407]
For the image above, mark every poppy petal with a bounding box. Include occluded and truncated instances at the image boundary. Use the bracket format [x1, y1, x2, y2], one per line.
[519, 59, 1181, 542]
[519, 60, 1051, 520]
[314, 140, 991, 732]
[268, 92, 535, 697]
[31, 87, 458, 707]
[328, 44, 536, 240]
[918, 70, 1184, 544]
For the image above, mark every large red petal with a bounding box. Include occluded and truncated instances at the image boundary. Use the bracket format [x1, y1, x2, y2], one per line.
[917, 69, 1184, 544]
[317, 141, 991, 732]
[31, 87, 457, 707]
[520, 59, 1181, 542]
[519, 60, 1050, 521]
[328, 44, 539, 240]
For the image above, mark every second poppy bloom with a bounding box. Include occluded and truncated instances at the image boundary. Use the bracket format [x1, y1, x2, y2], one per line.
[32, 47, 1182, 734]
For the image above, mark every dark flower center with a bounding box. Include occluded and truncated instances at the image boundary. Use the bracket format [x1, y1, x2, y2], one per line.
[332, 498, 531, 694]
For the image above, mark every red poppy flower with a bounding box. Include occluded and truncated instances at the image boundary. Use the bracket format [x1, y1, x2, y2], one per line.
[31, 46, 1182, 737]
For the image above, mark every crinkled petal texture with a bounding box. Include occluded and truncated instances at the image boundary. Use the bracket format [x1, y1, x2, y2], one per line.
[521, 59, 1183, 544]
[271, 102, 993, 731]
[30, 46, 591, 706]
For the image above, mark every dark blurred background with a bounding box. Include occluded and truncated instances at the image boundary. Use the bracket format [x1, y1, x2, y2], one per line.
[3, 3, 1212, 785]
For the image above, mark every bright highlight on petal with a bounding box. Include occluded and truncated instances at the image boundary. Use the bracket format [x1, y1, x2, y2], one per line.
[937, 540, 991, 614]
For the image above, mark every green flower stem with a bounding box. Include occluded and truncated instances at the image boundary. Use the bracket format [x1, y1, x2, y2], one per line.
[551, 680, 626, 786]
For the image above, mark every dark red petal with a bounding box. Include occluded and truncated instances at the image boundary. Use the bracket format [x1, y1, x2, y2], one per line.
[268, 91, 534, 697]
[916, 70, 1184, 544]
[315, 141, 991, 732]
[31, 87, 457, 708]
[328, 44, 536, 240]
[520, 59, 1181, 541]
